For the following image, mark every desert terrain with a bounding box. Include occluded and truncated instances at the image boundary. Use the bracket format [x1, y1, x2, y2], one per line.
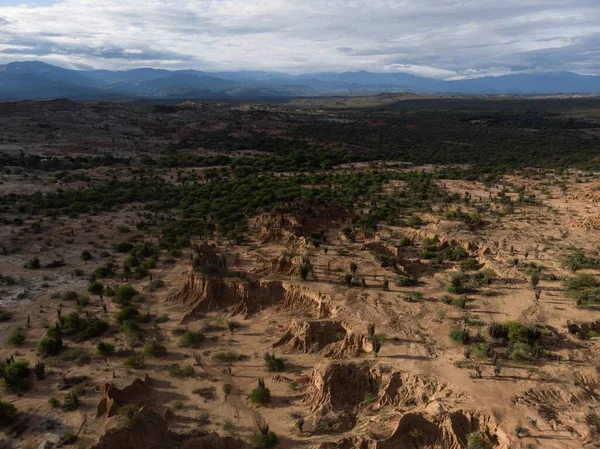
[0, 96, 599, 449]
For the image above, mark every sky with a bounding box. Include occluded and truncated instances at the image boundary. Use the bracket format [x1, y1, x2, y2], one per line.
[0, 0, 599, 79]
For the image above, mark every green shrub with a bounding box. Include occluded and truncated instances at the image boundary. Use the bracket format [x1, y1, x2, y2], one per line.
[396, 275, 418, 287]
[0, 309, 12, 322]
[449, 328, 470, 345]
[264, 353, 285, 372]
[124, 353, 145, 369]
[505, 321, 541, 345]
[0, 401, 17, 426]
[88, 281, 104, 297]
[96, 341, 116, 356]
[81, 250, 93, 261]
[24, 257, 41, 269]
[121, 320, 142, 341]
[448, 272, 471, 294]
[488, 322, 509, 340]
[251, 430, 279, 448]
[61, 391, 80, 411]
[399, 237, 412, 246]
[467, 431, 490, 449]
[61, 312, 108, 341]
[249, 384, 271, 405]
[8, 326, 26, 346]
[48, 397, 61, 409]
[508, 342, 533, 361]
[63, 291, 79, 301]
[180, 331, 205, 348]
[116, 306, 140, 325]
[577, 288, 600, 305]
[452, 295, 467, 309]
[420, 249, 437, 260]
[38, 333, 64, 356]
[212, 351, 245, 363]
[94, 261, 116, 278]
[566, 274, 599, 291]
[59, 430, 77, 445]
[459, 258, 481, 271]
[470, 342, 490, 358]
[168, 364, 195, 378]
[565, 251, 600, 272]
[3, 360, 31, 392]
[143, 341, 167, 358]
[440, 295, 453, 304]
[148, 280, 165, 291]
[117, 404, 142, 429]
[407, 214, 423, 228]
[115, 242, 134, 253]
[113, 285, 138, 306]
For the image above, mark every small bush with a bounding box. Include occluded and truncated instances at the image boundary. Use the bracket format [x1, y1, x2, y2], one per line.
[264, 353, 285, 372]
[168, 364, 195, 378]
[508, 342, 533, 361]
[488, 322, 509, 340]
[148, 279, 165, 291]
[3, 360, 31, 392]
[116, 242, 134, 253]
[420, 249, 437, 260]
[61, 312, 109, 341]
[38, 332, 64, 356]
[449, 328, 470, 345]
[223, 419, 235, 435]
[143, 341, 168, 358]
[96, 341, 116, 356]
[251, 430, 279, 448]
[116, 306, 140, 325]
[399, 237, 412, 246]
[180, 331, 205, 348]
[505, 321, 541, 345]
[566, 274, 599, 291]
[34, 361, 46, 380]
[117, 404, 142, 429]
[470, 342, 490, 358]
[88, 281, 104, 297]
[459, 258, 481, 271]
[407, 214, 423, 228]
[8, 326, 26, 346]
[448, 272, 471, 294]
[63, 291, 79, 301]
[0, 401, 17, 426]
[212, 351, 245, 363]
[249, 386, 271, 405]
[61, 391, 80, 412]
[59, 430, 77, 445]
[467, 431, 490, 449]
[124, 353, 145, 369]
[113, 285, 138, 305]
[24, 257, 41, 269]
[48, 397, 61, 408]
[453, 295, 467, 309]
[396, 275, 418, 287]
[121, 320, 142, 341]
[0, 309, 12, 322]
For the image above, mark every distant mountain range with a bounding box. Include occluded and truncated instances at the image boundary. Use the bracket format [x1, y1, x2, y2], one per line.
[1, 61, 600, 100]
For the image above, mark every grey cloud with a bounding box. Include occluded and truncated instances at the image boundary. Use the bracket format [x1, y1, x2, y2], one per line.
[0, 0, 599, 77]
[1, 33, 193, 62]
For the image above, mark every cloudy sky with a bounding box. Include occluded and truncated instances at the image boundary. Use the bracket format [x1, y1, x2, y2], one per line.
[0, 0, 599, 79]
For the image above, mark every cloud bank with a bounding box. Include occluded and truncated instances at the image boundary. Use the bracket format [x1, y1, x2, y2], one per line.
[0, 0, 599, 78]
